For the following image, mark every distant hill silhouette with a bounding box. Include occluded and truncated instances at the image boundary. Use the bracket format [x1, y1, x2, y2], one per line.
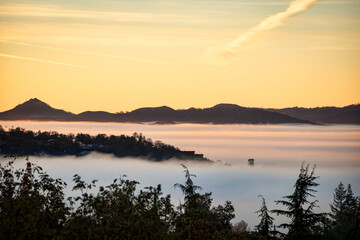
[2, 98, 357, 124]
[0, 98, 74, 121]
[268, 104, 360, 124]
[74, 111, 118, 122]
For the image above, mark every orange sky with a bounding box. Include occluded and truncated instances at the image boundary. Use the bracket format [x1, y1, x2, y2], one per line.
[0, 0, 359, 113]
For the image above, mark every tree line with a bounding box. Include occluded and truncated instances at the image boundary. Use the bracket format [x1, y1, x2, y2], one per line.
[0, 126, 208, 161]
[0, 158, 359, 240]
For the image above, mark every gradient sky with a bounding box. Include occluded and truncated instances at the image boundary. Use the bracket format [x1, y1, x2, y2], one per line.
[0, 0, 359, 113]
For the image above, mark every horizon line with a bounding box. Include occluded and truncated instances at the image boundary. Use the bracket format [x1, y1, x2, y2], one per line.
[1, 97, 358, 115]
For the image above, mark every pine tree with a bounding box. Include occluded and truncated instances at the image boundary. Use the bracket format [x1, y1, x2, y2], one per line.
[174, 164, 203, 205]
[328, 183, 360, 240]
[173, 164, 236, 240]
[255, 195, 274, 239]
[272, 163, 323, 240]
[344, 184, 357, 215]
[329, 182, 346, 221]
[355, 196, 360, 239]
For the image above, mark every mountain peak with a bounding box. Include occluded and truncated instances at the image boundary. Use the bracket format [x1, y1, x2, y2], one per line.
[23, 98, 48, 105]
[212, 103, 244, 109]
[15, 98, 51, 110]
[0, 98, 73, 121]
[28, 98, 42, 103]
[1, 99, 358, 124]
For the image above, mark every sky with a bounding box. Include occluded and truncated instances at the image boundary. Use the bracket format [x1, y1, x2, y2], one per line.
[0, 0, 359, 113]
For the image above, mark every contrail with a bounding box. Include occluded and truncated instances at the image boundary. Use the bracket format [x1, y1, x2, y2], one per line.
[0, 40, 177, 65]
[0, 53, 87, 68]
[208, 0, 319, 59]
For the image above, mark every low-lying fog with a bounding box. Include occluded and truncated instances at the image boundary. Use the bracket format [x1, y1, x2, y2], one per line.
[1, 121, 359, 229]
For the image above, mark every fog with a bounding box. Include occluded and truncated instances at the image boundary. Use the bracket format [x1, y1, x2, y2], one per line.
[1, 121, 359, 229]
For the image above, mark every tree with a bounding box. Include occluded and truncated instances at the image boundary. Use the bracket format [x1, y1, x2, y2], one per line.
[0, 158, 69, 240]
[344, 184, 357, 215]
[255, 195, 274, 239]
[173, 164, 236, 240]
[211, 200, 235, 230]
[272, 163, 324, 240]
[173, 164, 211, 239]
[174, 164, 203, 204]
[232, 220, 250, 233]
[355, 196, 360, 239]
[329, 182, 346, 221]
[0, 158, 269, 240]
[327, 183, 360, 240]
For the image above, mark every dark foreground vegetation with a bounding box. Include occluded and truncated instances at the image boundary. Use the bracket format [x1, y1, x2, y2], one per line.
[0, 126, 209, 161]
[0, 158, 359, 240]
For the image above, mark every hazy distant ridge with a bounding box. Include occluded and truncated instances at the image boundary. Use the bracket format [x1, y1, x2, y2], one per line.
[268, 105, 360, 124]
[1, 98, 358, 124]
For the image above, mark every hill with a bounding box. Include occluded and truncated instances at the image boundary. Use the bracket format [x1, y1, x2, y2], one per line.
[0, 126, 209, 161]
[0, 98, 74, 121]
[2, 98, 350, 125]
[268, 104, 360, 124]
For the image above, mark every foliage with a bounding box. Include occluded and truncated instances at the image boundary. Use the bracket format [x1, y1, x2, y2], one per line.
[0, 159, 264, 240]
[0, 126, 209, 161]
[173, 164, 236, 239]
[0, 158, 359, 240]
[233, 220, 250, 233]
[255, 195, 274, 239]
[272, 163, 324, 240]
[324, 182, 360, 240]
[0, 157, 69, 240]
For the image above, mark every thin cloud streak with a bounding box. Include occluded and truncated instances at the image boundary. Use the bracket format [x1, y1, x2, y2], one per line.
[207, 0, 319, 60]
[0, 3, 220, 26]
[0, 53, 87, 68]
[0, 40, 177, 65]
[220, 1, 345, 6]
[86, 52, 177, 65]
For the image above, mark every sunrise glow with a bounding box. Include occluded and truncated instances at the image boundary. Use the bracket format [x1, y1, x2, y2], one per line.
[0, 0, 359, 113]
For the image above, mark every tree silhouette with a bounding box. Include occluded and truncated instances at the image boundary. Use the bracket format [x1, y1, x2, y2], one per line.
[255, 195, 274, 239]
[272, 163, 324, 240]
[173, 164, 237, 240]
[6, 156, 357, 240]
[327, 183, 360, 239]
[330, 182, 346, 221]
[174, 164, 203, 203]
[0, 127, 209, 161]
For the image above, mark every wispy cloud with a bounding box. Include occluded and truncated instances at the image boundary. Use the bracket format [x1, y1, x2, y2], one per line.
[0, 3, 173, 22]
[0, 53, 86, 68]
[206, 0, 320, 60]
[0, 40, 177, 65]
[85, 51, 177, 65]
[308, 44, 360, 51]
[318, 1, 359, 5]
[0, 3, 220, 26]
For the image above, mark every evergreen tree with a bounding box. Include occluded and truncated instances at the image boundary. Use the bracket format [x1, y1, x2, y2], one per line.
[174, 164, 203, 205]
[173, 164, 212, 239]
[344, 184, 357, 215]
[355, 196, 360, 238]
[272, 163, 323, 240]
[328, 183, 360, 240]
[173, 164, 236, 240]
[344, 184, 360, 238]
[329, 182, 346, 221]
[255, 195, 274, 239]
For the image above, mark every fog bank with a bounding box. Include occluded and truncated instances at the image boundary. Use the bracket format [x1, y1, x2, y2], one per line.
[0, 121, 359, 229]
